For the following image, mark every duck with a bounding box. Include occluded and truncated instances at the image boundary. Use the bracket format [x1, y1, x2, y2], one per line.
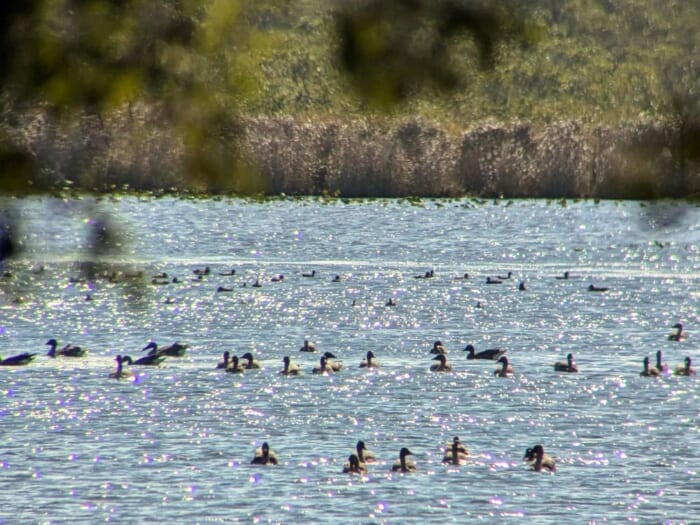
[497, 271, 513, 280]
[342, 454, 367, 474]
[0, 352, 37, 366]
[216, 286, 233, 293]
[355, 440, 376, 463]
[216, 351, 231, 369]
[414, 269, 434, 279]
[331, 274, 341, 282]
[301, 270, 316, 277]
[109, 355, 134, 380]
[322, 351, 342, 371]
[46, 338, 87, 358]
[123, 353, 165, 366]
[588, 284, 609, 292]
[655, 350, 668, 374]
[218, 268, 236, 276]
[524, 445, 556, 473]
[142, 341, 188, 357]
[518, 280, 527, 291]
[270, 274, 284, 282]
[494, 356, 513, 377]
[453, 272, 469, 280]
[555, 271, 570, 280]
[553, 353, 578, 373]
[251, 279, 262, 288]
[225, 355, 245, 374]
[299, 339, 317, 352]
[442, 436, 468, 465]
[251, 442, 278, 465]
[674, 356, 696, 376]
[430, 353, 452, 372]
[385, 298, 396, 306]
[391, 447, 416, 473]
[486, 277, 503, 284]
[668, 323, 684, 341]
[464, 344, 506, 360]
[240, 352, 261, 369]
[312, 356, 334, 374]
[279, 356, 301, 376]
[429, 340, 447, 354]
[359, 350, 378, 368]
[640, 356, 660, 377]
[193, 266, 210, 276]
[151, 272, 168, 279]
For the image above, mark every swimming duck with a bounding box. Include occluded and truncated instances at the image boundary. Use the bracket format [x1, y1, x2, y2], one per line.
[494, 356, 513, 377]
[312, 356, 334, 374]
[122, 353, 165, 366]
[668, 323, 684, 341]
[216, 351, 231, 369]
[588, 284, 609, 292]
[359, 350, 378, 368]
[414, 269, 434, 279]
[486, 277, 502, 284]
[655, 350, 668, 374]
[553, 353, 578, 373]
[524, 445, 556, 473]
[251, 442, 278, 465]
[497, 271, 513, 280]
[225, 355, 245, 374]
[342, 453, 367, 474]
[518, 281, 527, 291]
[251, 279, 262, 288]
[218, 268, 236, 276]
[385, 298, 396, 306]
[640, 356, 660, 377]
[151, 272, 168, 279]
[356, 440, 376, 463]
[430, 353, 452, 372]
[109, 355, 134, 380]
[301, 270, 316, 277]
[193, 266, 210, 276]
[674, 356, 696, 376]
[216, 286, 233, 293]
[453, 272, 469, 280]
[391, 447, 416, 473]
[280, 356, 301, 375]
[46, 338, 87, 358]
[555, 271, 570, 280]
[142, 341, 188, 357]
[429, 340, 447, 354]
[322, 351, 342, 371]
[299, 340, 317, 352]
[442, 436, 468, 465]
[270, 274, 284, 282]
[332, 274, 341, 282]
[464, 344, 506, 360]
[0, 352, 37, 366]
[240, 352, 261, 369]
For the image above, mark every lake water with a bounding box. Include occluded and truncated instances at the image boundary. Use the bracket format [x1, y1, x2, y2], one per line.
[1, 197, 699, 524]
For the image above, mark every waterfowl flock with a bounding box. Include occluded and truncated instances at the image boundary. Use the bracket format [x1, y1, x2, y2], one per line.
[1, 260, 695, 487]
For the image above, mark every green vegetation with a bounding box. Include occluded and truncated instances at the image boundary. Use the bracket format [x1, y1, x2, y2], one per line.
[0, 0, 699, 197]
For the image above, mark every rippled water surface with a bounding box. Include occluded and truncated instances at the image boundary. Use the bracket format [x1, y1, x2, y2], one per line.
[1, 197, 699, 524]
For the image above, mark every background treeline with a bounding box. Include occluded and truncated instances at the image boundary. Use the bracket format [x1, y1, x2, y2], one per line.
[1, 0, 699, 198]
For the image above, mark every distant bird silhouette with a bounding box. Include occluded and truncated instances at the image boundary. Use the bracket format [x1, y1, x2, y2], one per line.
[655, 350, 668, 374]
[668, 323, 684, 341]
[588, 284, 609, 292]
[494, 356, 513, 377]
[391, 447, 416, 473]
[359, 350, 378, 368]
[524, 445, 556, 473]
[486, 277, 502, 284]
[0, 352, 36, 366]
[301, 270, 316, 277]
[553, 353, 578, 373]
[142, 341, 188, 357]
[299, 340, 317, 352]
[674, 356, 695, 376]
[640, 356, 660, 377]
[430, 353, 452, 372]
[251, 442, 278, 465]
[464, 344, 505, 360]
[442, 436, 468, 465]
[46, 338, 87, 358]
[342, 454, 367, 474]
[280, 356, 301, 376]
[555, 271, 570, 280]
